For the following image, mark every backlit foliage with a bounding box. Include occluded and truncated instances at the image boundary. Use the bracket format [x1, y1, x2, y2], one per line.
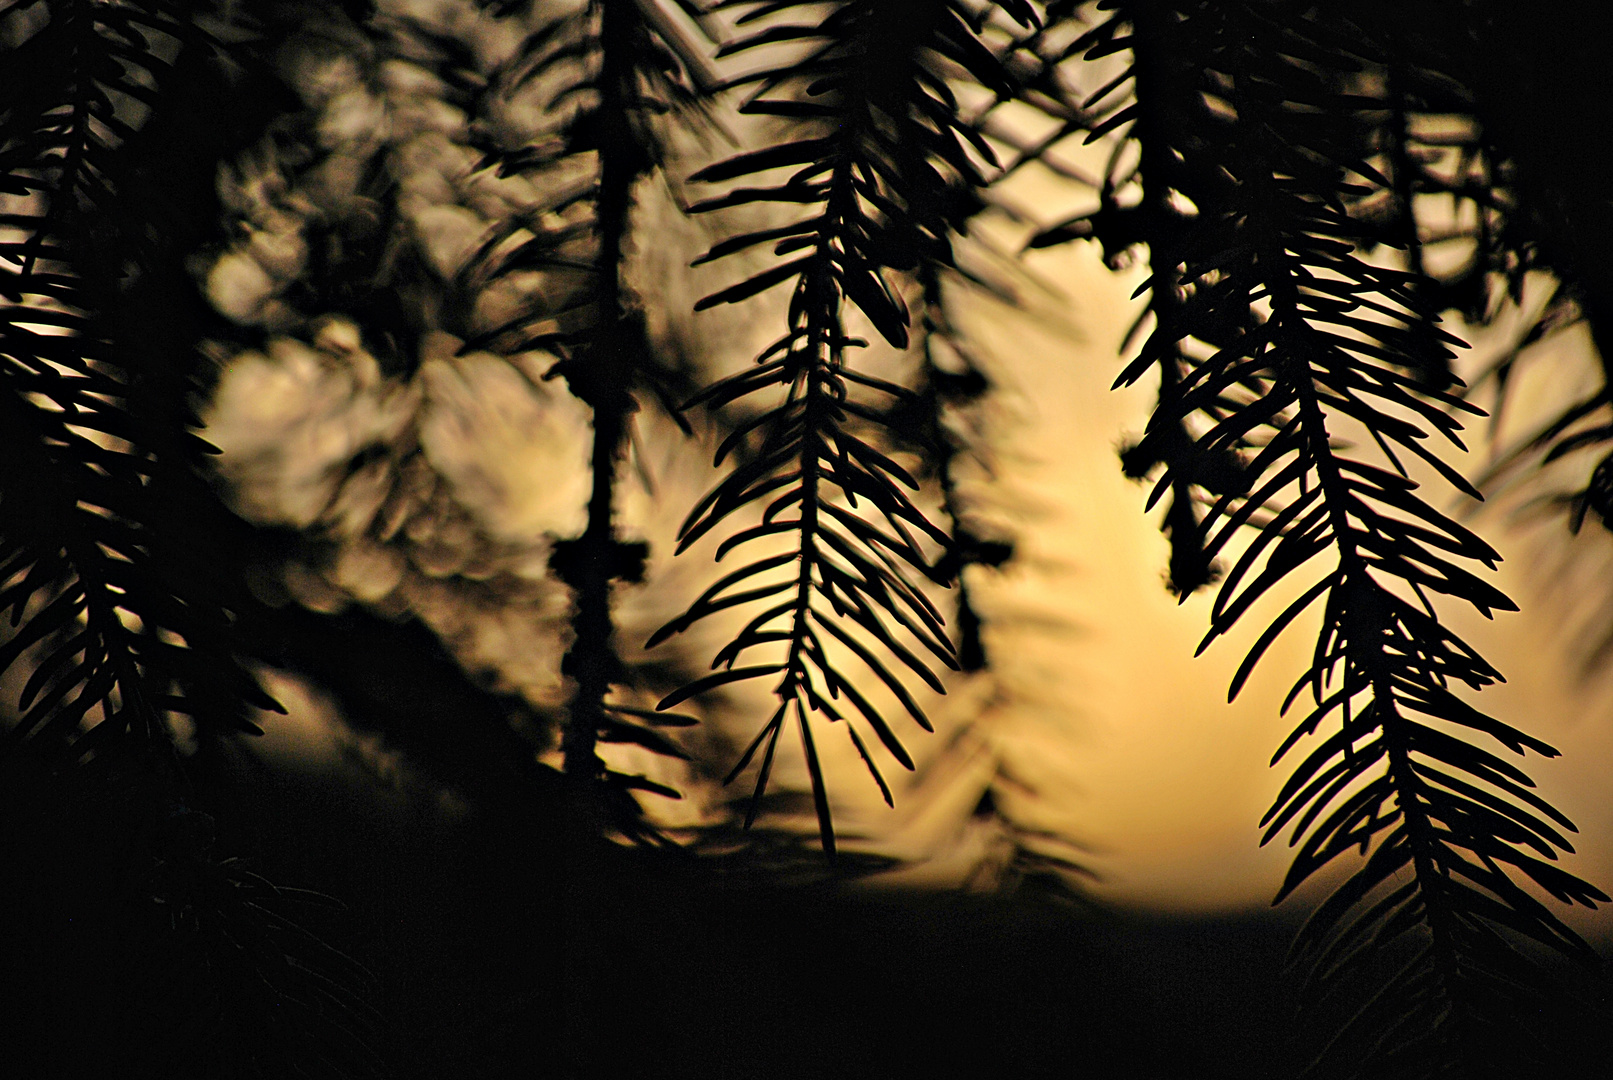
[2, 1, 1608, 1075]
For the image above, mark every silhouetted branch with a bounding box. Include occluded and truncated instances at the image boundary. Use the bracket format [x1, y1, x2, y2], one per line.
[649, 0, 1045, 854]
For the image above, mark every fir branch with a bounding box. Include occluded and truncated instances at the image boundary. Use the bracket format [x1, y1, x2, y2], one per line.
[1395, 1, 1613, 547]
[474, 0, 717, 838]
[1191, 8, 1600, 1072]
[904, 261, 1010, 672]
[650, 0, 1039, 853]
[1032, 2, 1604, 1072]
[0, 0, 276, 768]
[1, 4, 390, 1075]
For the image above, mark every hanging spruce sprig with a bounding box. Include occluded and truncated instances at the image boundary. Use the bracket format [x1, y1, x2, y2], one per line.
[1027, 2, 1249, 597]
[1370, 1, 1613, 554]
[0, 0, 275, 772]
[649, 0, 1039, 854]
[0, 3, 392, 1075]
[1029, 2, 1604, 1073]
[905, 263, 1010, 673]
[471, 0, 718, 836]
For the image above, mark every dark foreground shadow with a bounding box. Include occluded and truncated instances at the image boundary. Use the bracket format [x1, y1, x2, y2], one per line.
[11, 728, 1613, 1080]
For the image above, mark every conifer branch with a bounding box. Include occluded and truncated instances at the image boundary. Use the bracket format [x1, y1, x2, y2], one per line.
[1029, 3, 1604, 1072]
[651, 0, 1040, 853]
[0, 0, 274, 767]
[475, 0, 714, 837]
[908, 264, 1010, 672]
[1, 4, 387, 1074]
